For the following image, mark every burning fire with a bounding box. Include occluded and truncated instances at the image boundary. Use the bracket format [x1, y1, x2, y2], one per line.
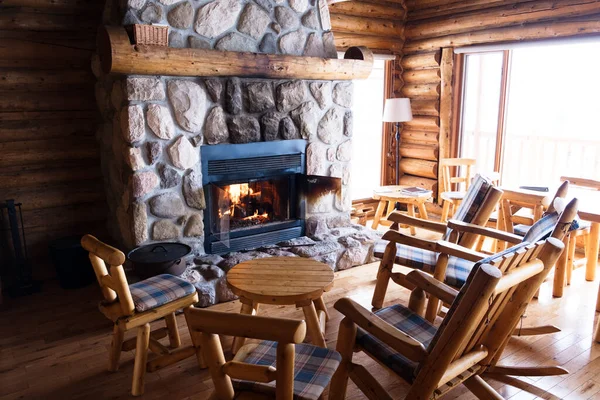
[222, 183, 265, 220]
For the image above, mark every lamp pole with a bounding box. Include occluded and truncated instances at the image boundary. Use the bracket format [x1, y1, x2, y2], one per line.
[395, 121, 401, 186]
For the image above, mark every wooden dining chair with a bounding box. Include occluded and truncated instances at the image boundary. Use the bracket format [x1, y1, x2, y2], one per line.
[81, 234, 200, 396]
[330, 238, 565, 400]
[559, 176, 599, 284]
[371, 173, 503, 309]
[439, 157, 476, 222]
[184, 308, 341, 400]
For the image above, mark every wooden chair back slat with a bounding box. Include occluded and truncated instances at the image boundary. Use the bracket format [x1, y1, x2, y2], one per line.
[81, 234, 135, 316]
[457, 185, 504, 249]
[440, 158, 477, 193]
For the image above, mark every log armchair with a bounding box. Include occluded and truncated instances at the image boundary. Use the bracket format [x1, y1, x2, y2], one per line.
[330, 238, 565, 400]
[184, 308, 341, 400]
[81, 234, 200, 396]
[420, 197, 578, 321]
[372, 173, 502, 309]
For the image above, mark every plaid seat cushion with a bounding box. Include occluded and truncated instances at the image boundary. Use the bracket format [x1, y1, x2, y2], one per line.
[355, 304, 437, 383]
[129, 274, 196, 312]
[234, 341, 341, 400]
[373, 240, 437, 272]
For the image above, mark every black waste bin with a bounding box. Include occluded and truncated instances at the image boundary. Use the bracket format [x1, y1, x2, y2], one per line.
[49, 236, 95, 289]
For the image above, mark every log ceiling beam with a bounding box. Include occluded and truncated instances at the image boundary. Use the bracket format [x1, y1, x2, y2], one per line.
[329, 1, 405, 20]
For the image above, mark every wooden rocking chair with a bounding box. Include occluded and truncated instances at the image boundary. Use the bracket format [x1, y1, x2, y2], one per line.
[372, 173, 503, 309]
[330, 237, 565, 400]
[81, 234, 201, 396]
[184, 308, 341, 400]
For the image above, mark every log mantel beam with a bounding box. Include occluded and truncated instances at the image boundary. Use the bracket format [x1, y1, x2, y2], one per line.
[98, 26, 374, 81]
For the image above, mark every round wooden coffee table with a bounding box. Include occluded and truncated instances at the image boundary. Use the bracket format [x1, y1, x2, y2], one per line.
[227, 257, 334, 353]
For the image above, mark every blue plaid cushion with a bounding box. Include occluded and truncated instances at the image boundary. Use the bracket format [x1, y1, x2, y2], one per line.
[129, 274, 196, 312]
[444, 174, 494, 241]
[522, 212, 559, 243]
[373, 240, 437, 272]
[356, 304, 437, 383]
[234, 341, 341, 400]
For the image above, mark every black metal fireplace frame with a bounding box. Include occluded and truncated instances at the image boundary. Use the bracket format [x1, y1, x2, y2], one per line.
[201, 140, 307, 254]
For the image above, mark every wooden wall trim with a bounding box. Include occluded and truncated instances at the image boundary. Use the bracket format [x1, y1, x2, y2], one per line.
[437, 48, 453, 202]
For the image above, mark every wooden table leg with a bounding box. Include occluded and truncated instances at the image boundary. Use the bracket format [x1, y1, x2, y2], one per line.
[417, 201, 428, 220]
[586, 222, 599, 282]
[313, 296, 329, 320]
[232, 298, 258, 354]
[553, 236, 569, 298]
[372, 200, 385, 230]
[407, 204, 417, 236]
[301, 301, 327, 348]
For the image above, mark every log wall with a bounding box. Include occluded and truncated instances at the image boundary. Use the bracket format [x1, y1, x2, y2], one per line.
[400, 0, 600, 197]
[0, 0, 107, 278]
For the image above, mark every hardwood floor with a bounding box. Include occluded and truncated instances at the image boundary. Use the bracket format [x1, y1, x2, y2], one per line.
[1, 257, 600, 399]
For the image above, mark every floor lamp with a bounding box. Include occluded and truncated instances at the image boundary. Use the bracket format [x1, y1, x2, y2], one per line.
[383, 98, 413, 185]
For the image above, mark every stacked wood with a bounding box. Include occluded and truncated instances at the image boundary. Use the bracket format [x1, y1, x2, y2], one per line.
[0, 0, 106, 276]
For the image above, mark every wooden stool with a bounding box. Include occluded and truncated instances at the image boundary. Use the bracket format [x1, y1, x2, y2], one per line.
[226, 257, 334, 353]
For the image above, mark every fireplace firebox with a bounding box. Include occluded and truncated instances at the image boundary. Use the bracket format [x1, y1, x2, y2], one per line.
[201, 140, 307, 254]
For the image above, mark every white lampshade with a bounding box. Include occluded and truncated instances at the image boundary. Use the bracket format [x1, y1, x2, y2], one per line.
[382, 98, 413, 122]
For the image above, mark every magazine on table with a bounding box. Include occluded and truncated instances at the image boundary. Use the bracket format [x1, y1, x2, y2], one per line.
[399, 186, 433, 197]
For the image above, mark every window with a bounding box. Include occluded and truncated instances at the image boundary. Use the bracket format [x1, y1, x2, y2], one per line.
[350, 59, 387, 200]
[457, 40, 600, 187]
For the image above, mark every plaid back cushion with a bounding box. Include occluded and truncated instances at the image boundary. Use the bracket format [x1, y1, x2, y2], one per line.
[234, 341, 341, 400]
[443, 174, 494, 241]
[355, 304, 437, 383]
[522, 212, 559, 243]
[129, 274, 196, 312]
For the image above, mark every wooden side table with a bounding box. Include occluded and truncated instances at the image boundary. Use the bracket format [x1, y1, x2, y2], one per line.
[227, 257, 334, 353]
[371, 186, 431, 234]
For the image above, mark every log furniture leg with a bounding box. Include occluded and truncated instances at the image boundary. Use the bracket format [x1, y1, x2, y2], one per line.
[588, 222, 599, 282]
[301, 301, 327, 348]
[441, 200, 451, 223]
[552, 236, 569, 298]
[407, 204, 417, 236]
[165, 313, 181, 348]
[566, 233, 576, 285]
[132, 323, 151, 396]
[108, 324, 124, 372]
[329, 317, 356, 400]
[463, 375, 504, 400]
[372, 199, 386, 230]
[417, 201, 428, 221]
[231, 298, 258, 354]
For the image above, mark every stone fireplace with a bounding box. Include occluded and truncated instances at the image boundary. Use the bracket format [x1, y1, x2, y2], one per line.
[93, 0, 382, 305]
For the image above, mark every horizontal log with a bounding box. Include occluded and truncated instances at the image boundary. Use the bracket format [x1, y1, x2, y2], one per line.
[333, 32, 402, 53]
[399, 158, 438, 178]
[0, 69, 94, 91]
[406, 0, 600, 39]
[100, 26, 373, 80]
[330, 14, 404, 36]
[401, 129, 439, 144]
[407, 0, 534, 21]
[329, 1, 405, 20]
[399, 174, 438, 192]
[0, 137, 99, 167]
[401, 83, 440, 98]
[401, 52, 441, 70]
[0, 38, 93, 68]
[0, 9, 99, 31]
[403, 68, 440, 84]
[399, 143, 438, 161]
[403, 116, 439, 132]
[0, 0, 105, 10]
[6, 182, 106, 211]
[404, 17, 600, 53]
[0, 90, 96, 112]
[0, 110, 97, 121]
[20, 201, 108, 230]
[0, 118, 95, 142]
[410, 99, 439, 116]
[0, 163, 101, 189]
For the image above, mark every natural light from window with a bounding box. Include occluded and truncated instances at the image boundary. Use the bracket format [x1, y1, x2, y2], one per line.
[459, 40, 600, 188]
[350, 59, 386, 200]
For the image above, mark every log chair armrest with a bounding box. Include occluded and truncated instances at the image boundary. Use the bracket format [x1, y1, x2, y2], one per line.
[387, 211, 448, 234]
[382, 230, 438, 252]
[405, 270, 459, 305]
[184, 308, 306, 344]
[334, 298, 428, 362]
[435, 241, 488, 262]
[447, 220, 523, 244]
